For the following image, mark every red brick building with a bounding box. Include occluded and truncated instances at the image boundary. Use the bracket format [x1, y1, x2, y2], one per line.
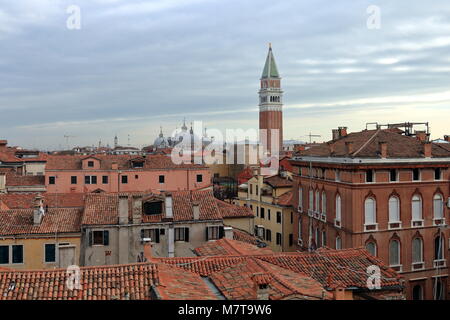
[290, 127, 450, 300]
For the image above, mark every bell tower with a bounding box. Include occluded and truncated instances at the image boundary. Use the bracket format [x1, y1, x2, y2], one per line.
[259, 43, 283, 156]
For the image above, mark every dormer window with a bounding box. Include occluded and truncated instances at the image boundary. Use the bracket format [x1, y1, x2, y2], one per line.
[132, 161, 144, 168]
[87, 161, 94, 167]
[143, 200, 163, 215]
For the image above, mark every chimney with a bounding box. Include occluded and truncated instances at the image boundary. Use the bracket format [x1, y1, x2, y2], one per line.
[333, 287, 347, 300]
[143, 240, 154, 262]
[224, 226, 233, 240]
[165, 194, 173, 219]
[252, 273, 271, 300]
[132, 195, 143, 224]
[423, 142, 432, 158]
[332, 129, 339, 141]
[345, 141, 354, 155]
[338, 127, 348, 138]
[33, 195, 44, 225]
[118, 195, 129, 224]
[415, 131, 427, 142]
[0, 140, 7, 152]
[444, 135, 450, 142]
[379, 141, 388, 158]
[192, 201, 200, 220]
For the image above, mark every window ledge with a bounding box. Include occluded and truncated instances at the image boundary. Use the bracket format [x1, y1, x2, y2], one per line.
[388, 221, 402, 230]
[364, 223, 378, 232]
[433, 218, 446, 226]
[411, 220, 424, 228]
[334, 219, 341, 228]
[433, 259, 446, 268]
[411, 262, 424, 271]
[389, 264, 402, 272]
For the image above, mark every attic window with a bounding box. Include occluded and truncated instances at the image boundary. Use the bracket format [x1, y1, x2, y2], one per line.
[87, 161, 94, 167]
[132, 161, 144, 168]
[143, 201, 163, 215]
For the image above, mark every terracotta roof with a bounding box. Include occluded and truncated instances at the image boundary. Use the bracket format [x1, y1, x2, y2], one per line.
[0, 149, 48, 163]
[194, 238, 273, 256]
[277, 190, 293, 206]
[232, 228, 260, 245]
[46, 154, 207, 171]
[0, 193, 85, 210]
[82, 189, 225, 225]
[0, 262, 215, 300]
[0, 207, 82, 236]
[297, 129, 450, 159]
[264, 175, 293, 188]
[215, 199, 254, 218]
[4, 172, 45, 186]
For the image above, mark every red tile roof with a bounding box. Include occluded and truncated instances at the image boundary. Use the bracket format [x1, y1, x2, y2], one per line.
[0, 193, 85, 210]
[194, 238, 273, 256]
[0, 208, 82, 236]
[4, 172, 45, 187]
[232, 228, 260, 245]
[264, 175, 293, 188]
[277, 190, 293, 207]
[215, 199, 254, 218]
[297, 129, 450, 159]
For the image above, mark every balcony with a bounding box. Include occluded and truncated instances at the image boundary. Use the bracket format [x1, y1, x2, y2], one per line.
[411, 219, 424, 228]
[364, 223, 378, 232]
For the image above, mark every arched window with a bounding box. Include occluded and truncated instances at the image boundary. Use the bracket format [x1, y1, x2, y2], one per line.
[335, 236, 342, 250]
[335, 194, 341, 222]
[389, 239, 400, 266]
[412, 238, 423, 263]
[298, 217, 302, 239]
[411, 195, 422, 221]
[309, 189, 313, 211]
[412, 285, 423, 300]
[365, 241, 377, 256]
[364, 197, 376, 225]
[315, 190, 320, 212]
[434, 235, 444, 261]
[298, 188, 303, 211]
[322, 191, 327, 214]
[433, 194, 444, 220]
[434, 280, 445, 300]
[388, 196, 400, 222]
[315, 228, 320, 247]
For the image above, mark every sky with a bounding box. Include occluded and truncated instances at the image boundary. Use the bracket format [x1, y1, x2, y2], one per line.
[1, 0, 450, 150]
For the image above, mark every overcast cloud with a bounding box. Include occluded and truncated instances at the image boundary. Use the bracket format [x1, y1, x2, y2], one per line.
[0, 0, 449, 149]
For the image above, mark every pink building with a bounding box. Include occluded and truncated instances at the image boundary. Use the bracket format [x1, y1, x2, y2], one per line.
[45, 154, 211, 193]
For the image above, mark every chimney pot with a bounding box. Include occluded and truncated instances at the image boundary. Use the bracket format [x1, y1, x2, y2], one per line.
[444, 135, 450, 142]
[192, 201, 200, 220]
[338, 127, 348, 138]
[224, 226, 233, 239]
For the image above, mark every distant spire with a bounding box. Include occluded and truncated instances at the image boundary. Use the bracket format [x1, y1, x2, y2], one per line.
[261, 44, 280, 78]
[182, 117, 187, 131]
[159, 126, 163, 137]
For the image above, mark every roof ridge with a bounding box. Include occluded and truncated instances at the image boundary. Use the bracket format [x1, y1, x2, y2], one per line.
[352, 129, 381, 157]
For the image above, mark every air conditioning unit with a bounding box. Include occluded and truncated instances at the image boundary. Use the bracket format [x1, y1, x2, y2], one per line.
[297, 239, 303, 246]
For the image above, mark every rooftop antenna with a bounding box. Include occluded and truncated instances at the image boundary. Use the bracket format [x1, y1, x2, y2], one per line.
[63, 135, 76, 150]
[307, 132, 321, 144]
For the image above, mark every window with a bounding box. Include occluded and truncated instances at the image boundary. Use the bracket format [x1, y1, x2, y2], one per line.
[434, 236, 444, 261]
[71, 176, 77, 184]
[265, 229, 272, 242]
[412, 285, 423, 300]
[365, 170, 374, 183]
[143, 201, 163, 215]
[412, 195, 422, 221]
[298, 188, 303, 211]
[321, 231, 326, 247]
[389, 239, 400, 266]
[0, 246, 9, 264]
[132, 161, 144, 168]
[87, 161, 94, 167]
[433, 194, 444, 220]
[434, 168, 442, 180]
[364, 197, 376, 225]
[322, 191, 326, 215]
[256, 206, 259, 217]
[335, 236, 342, 250]
[298, 217, 302, 239]
[49, 176, 56, 185]
[434, 280, 445, 300]
[45, 244, 56, 263]
[412, 238, 423, 263]
[159, 175, 165, 184]
[175, 228, 189, 242]
[388, 196, 400, 223]
[121, 175, 128, 184]
[260, 207, 265, 219]
[335, 170, 341, 182]
[389, 169, 397, 182]
[250, 184, 253, 195]
[267, 209, 271, 221]
[85, 176, 97, 184]
[196, 174, 203, 183]
[290, 212, 293, 224]
[315, 190, 320, 212]
[91, 230, 109, 246]
[11, 245, 23, 264]
[276, 233, 282, 246]
[102, 176, 108, 184]
[366, 242, 376, 256]
[315, 228, 320, 247]
[309, 189, 313, 210]
[412, 168, 420, 181]
[141, 229, 160, 243]
[276, 212, 282, 224]
[335, 194, 341, 222]
[135, 175, 139, 179]
[256, 185, 259, 196]
[289, 234, 293, 247]
[206, 226, 222, 240]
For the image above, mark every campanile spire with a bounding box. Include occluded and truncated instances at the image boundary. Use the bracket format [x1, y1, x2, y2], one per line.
[259, 44, 283, 156]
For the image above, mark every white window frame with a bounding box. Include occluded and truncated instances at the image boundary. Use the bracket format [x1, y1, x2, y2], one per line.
[411, 195, 423, 227]
[364, 197, 378, 231]
[388, 196, 402, 229]
[334, 194, 341, 228]
[433, 194, 445, 226]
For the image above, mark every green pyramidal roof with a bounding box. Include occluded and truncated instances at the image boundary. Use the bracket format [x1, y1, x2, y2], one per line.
[261, 46, 280, 78]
